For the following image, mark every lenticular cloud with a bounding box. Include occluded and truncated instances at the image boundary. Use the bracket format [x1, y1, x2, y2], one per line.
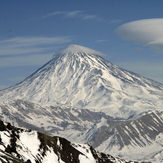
[116, 18, 163, 53]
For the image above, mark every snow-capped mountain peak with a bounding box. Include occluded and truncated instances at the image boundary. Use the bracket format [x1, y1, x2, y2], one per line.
[55, 44, 104, 56]
[0, 44, 163, 118]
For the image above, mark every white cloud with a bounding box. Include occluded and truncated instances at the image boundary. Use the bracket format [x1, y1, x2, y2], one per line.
[66, 11, 82, 17]
[0, 36, 73, 56]
[0, 35, 73, 68]
[43, 10, 101, 22]
[43, 11, 65, 18]
[116, 18, 163, 53]
[43, 11, 82, 19]
[0, 36, 71, 47]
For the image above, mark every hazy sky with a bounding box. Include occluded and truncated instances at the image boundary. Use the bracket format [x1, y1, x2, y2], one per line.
[1, 0, 163, 90]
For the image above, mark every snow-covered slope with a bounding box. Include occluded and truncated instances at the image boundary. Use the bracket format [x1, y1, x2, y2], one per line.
[88, 110, 163, 161]
[0, 44, 163, 118]
[0, 120, 129, 163]
[0, 99, 109, 137]
[0, 99, 162, 162]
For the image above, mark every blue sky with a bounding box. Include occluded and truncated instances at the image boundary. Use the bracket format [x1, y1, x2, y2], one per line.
[1, 0, 163, 90]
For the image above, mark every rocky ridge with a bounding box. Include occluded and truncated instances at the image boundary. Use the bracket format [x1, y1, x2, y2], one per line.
[0, 120, 135, 163]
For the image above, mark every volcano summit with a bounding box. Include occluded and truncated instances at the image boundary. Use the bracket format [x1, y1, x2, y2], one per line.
[0, 44, 163, 118]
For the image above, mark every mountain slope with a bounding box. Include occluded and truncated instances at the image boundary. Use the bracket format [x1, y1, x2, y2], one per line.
[0, 44, 163, 118]
[0, 99, 108, 138]
[86, 110, 163, 161]
[0, 99, 162, 162]
[0, 120, 131, 163]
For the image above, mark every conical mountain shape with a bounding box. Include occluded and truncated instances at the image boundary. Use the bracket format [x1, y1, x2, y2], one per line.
[0, 44, 163, 118]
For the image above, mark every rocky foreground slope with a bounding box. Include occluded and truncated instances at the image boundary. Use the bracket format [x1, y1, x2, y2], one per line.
[0, 120, 136, 163]
[0, 100, 162, 162]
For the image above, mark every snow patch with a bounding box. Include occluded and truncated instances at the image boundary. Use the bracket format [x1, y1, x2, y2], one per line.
[96, 117, 108, 128]
[19, 131, 40, 156]
[0, 131, 10, 148]
[79, 154, 96, 163]
[42, 147, 65, 163]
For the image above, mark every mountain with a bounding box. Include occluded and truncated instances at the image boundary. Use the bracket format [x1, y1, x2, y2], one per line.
[0, 99, 162, 162]
[0, 120, 132, 163]
[0, 44, 163, 162]
[0, 44, 163, 118]
[0, 99, 109, 138]
[86, 110, 163, 161]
